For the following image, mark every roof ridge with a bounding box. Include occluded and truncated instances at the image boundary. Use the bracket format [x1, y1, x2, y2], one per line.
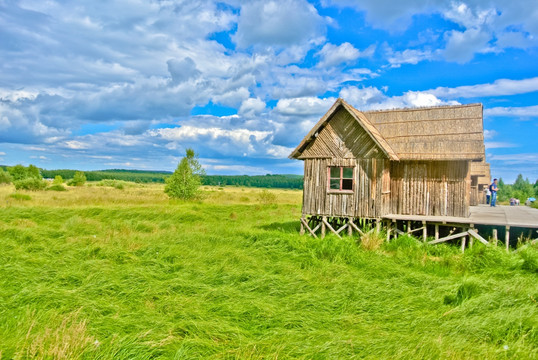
[363, 103, 482, 114]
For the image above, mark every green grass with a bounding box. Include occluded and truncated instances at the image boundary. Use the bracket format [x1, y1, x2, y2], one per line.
[0, 184, 536, 359]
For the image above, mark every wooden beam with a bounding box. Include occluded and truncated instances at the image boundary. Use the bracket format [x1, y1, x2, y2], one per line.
[321, 216, 326, 238]
[504, 226, 510, 251]
[428, 231, 469, 245]
[322, 217, 342, 239]
[336, 223, 348, 235]
[422, 221, 427, 242]
[300, 217, 318, 238]
[300, 218, 305, 235]
[468, 229, 489, 246]
[348, 220, 365, 236]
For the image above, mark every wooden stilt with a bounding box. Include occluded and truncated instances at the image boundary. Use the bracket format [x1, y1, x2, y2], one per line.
[348, 218, 353, 236]
[407, 220, 411, 234]
[492, 228, 498, 246]
[422, 221, 427, 242]
[461, 236, 466, 253]
[321, 216, 326, 238]
[469, 225, 474, 248]
[505, 226, 510, 251]
[376, 219, 381, 234]
[435, 224, 439, 241]
[386, 221, 391, 242]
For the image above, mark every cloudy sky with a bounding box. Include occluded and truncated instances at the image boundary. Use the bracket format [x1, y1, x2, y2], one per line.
[1, 0, 537, 182]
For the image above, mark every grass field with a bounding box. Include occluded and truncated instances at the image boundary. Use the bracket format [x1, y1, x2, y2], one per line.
[0, 183, 537, 359]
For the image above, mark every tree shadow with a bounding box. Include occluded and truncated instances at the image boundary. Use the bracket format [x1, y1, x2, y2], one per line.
[259, 221, 300, 234]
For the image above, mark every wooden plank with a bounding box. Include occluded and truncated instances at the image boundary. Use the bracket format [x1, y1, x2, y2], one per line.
[322, 217, 342, 239]
[468, 229, 489, 246]
[301, 217, 318, 238]
[429, 231, 468, 245]
[348, 220, 366, 236]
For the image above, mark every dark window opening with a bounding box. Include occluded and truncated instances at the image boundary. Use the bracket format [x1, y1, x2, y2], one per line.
[328, 166, 354, 192]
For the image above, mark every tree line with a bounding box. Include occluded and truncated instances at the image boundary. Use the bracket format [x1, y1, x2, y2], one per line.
[1, 165, 304, 189]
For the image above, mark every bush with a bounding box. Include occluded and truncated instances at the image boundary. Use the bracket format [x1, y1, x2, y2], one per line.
[47, 184, 67, 191]
[68, 171, 86, 186]
[360, 229, 385, 251]
[9, 193, 32, 201]
[53, 175, 64, 185]
[0, 169, 12, 184]
[13, 178, 47, 191]
[257, 189, 276, 205]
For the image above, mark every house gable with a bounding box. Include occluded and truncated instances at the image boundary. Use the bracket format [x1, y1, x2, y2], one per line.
[290, 99, 398, 160]
[298, 107, 387, 159]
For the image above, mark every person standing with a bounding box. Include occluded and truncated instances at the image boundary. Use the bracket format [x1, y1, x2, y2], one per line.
[490, 178, 498, 207]
[486, 186, 491, 204]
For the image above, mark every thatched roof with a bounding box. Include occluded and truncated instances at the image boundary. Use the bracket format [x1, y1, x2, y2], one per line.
[290, 99, 485, 161]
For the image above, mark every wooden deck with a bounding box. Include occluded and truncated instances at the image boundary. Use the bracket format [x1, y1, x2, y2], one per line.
[383, 204, 538, 229]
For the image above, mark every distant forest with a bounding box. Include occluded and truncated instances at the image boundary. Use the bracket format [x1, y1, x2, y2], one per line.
[35, 168, 304, 189]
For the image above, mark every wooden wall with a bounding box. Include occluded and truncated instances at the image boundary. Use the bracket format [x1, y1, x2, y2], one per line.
[389, 161, 470, 217]
[302, 158, 390, 218]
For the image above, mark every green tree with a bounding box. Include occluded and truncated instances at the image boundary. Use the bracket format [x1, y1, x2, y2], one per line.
[8, 164, 28, 181]
[68, 171, 87, 186]
[27, 164, 42, 179]
[0, 169, 12, 184]
[165, 148, 205, 199]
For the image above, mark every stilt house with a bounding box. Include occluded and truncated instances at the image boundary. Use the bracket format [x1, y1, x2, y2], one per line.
[289, 99, 485, 219]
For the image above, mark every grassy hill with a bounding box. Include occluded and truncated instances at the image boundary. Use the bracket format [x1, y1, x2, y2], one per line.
[0, 183, 536, 359]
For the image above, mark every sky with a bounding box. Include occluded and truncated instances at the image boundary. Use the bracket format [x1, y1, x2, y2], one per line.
[0, 0, 537, 183]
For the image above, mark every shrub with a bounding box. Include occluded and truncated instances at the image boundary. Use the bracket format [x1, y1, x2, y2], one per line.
[53, 175, 64, 185]
[13, 178, 47, 191]
[360, 229, 385, 251]
[68, 171, 86, 186]
[9, 193, 32, 200]
[8, 164, 28, 181]
[47, 184, 67, 191]
[258, 189, 276, 205]
[0, 169, 12, 184]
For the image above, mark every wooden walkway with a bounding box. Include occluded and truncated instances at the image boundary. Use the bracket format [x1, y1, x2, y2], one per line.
[383, 204, 538, 229]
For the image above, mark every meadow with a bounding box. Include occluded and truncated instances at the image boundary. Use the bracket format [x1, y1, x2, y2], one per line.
[0, 183, 537, 359]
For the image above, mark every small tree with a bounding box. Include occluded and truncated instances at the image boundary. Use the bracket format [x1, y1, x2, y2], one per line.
[68, 171, 87, 186]
[8, 164, 28, 181]
[27, 164, 42, 179]
[0, 169, 12, 184]
[165, 148, 205, 199]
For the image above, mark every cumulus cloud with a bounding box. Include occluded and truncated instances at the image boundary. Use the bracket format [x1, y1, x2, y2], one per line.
[233, 0, 325, 48]
[339, 86, 458, 110]
[386, 47, 438, 67]
[429, 77, 538, 99]
[167, 58, 201, 84]
[275, 97, 336, 116]
[238, 98, 266, 117]
[316, 43, 374, 68]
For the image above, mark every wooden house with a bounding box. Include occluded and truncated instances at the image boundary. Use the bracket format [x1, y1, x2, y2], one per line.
[289, 99, 485, 223]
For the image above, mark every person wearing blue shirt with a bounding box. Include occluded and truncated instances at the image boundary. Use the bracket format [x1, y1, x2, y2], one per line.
[489, 178, 498, 207]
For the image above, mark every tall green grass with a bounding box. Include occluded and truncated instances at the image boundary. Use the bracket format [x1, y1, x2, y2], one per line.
[0, 184, 536, 359]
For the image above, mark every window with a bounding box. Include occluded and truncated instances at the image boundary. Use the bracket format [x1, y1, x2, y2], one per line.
[328, 166, 353, 192]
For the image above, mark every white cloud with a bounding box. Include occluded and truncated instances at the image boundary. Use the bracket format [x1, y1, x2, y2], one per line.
[339, 86, 458, 110]
[0, 152, 6, 156]
[489, 153, 538, 163]
[485, 142, 517, 149]
[233, 0, 325, 48]
[485, 105, 538, 117]
[316, 42, 374, 67]
[386, 48, 437, 67]
[429, 77, 538, 99]
[62, 140, 91, 150]
[483, 129, 497, 140]
[275, 97, 336, 116]
[238, 98, 266, 117]
[443, 28, 494, 63]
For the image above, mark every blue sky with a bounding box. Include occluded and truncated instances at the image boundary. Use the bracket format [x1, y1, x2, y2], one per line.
[0, 0, 537, 183]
